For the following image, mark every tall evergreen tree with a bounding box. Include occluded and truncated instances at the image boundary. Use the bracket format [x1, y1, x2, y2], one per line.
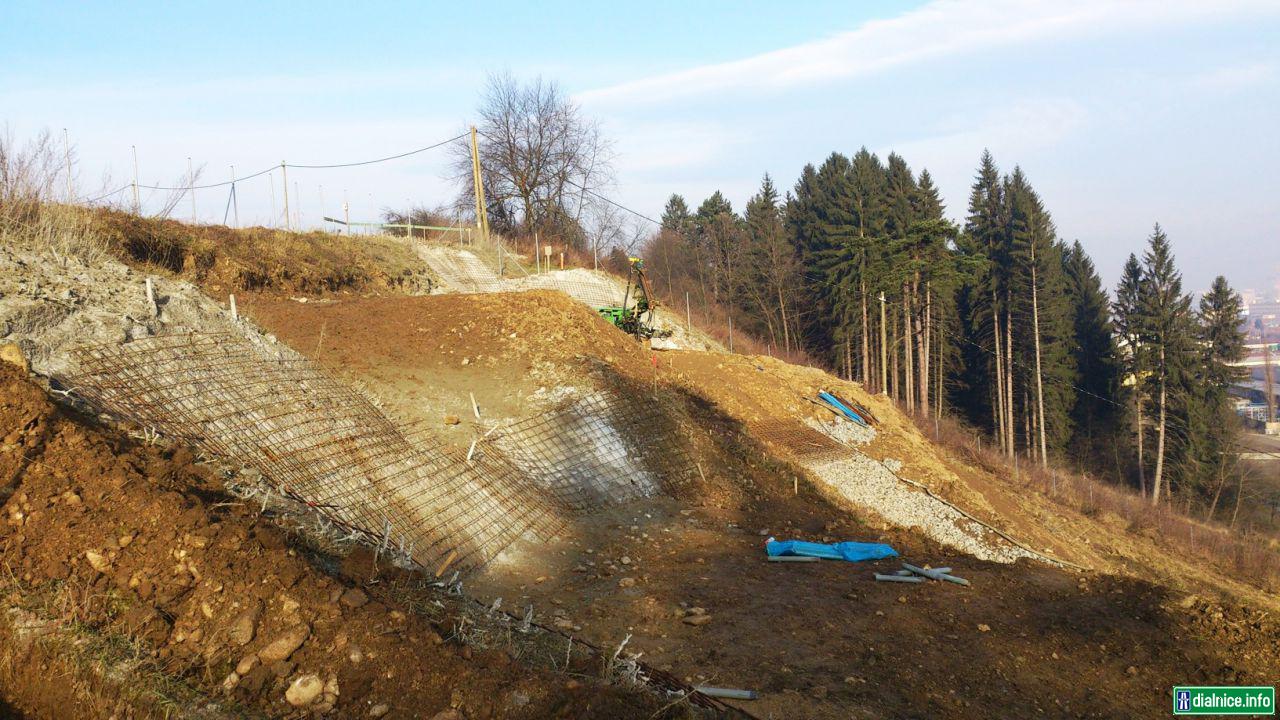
[1063, 240, 1120, 466]
[1113, 253, 1148, 494]
[959, 150, 1013, 453]
[1138, 224, 1194, 506]
[1197, 276, 1247, 517]
[661, 194, 691, 233]
[743, 174, 802, 352]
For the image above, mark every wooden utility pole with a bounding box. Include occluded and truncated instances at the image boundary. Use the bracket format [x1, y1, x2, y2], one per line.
[281, 162, 291, 231]
[229, 166, 239, 228]
[469, 126, 490, 243]
[879, 292, 888, 395]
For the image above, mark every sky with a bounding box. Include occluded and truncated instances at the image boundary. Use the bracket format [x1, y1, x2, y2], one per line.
[2, 0, 1278, 295]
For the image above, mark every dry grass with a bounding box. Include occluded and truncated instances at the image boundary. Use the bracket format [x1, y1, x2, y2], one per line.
[919, 412, 1280, 591]
[89, 208, 428, 295]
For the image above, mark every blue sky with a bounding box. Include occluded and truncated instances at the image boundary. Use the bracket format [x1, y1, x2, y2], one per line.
[3, 0, 1278, 294]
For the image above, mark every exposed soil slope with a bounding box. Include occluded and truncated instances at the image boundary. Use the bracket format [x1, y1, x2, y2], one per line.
[0, 362, 704, 719]
[241, 291, 1280, 719]
[242, 290, 658, 427]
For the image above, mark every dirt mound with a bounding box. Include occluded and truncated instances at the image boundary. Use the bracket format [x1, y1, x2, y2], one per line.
[0, 363, 709, 719]
[412, 243, 722, 351]
[243, 290, 660, 425]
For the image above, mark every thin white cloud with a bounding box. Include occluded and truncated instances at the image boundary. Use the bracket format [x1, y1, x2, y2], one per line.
[578, 0, 1280, 107]
[611, 121, 747, 173]
[1185, 61, 1276, 92]
[878, 97, 1088, 216]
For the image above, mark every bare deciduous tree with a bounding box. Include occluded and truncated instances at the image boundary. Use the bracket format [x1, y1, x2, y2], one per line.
[454, 72, 613, 249]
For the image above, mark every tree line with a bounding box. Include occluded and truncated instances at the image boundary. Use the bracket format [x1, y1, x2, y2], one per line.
[645, 149, 1248, 513]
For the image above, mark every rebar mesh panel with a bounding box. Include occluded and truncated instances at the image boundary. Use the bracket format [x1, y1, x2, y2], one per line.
[488, 393, 696, 512]
[499, 271, 626, 309]
[749, 418, 853, 462]
[66, 333, 567, 574]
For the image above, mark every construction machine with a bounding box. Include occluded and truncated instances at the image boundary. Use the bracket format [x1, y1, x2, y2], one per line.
[598, 258, 670, 339]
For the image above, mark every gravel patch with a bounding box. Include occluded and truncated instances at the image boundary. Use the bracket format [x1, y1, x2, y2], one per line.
[801, 443, 1034, 564]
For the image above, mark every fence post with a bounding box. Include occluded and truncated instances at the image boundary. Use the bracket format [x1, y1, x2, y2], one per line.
[64, 128, 73, 202]
[729, 314, 734, 352]
[188, 157, 196, 221]
[281, 162, 291, 231]
[686, 292, 691, 329]
[131, 145, 140, 214]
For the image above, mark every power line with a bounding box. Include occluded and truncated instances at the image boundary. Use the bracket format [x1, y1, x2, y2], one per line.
[79, 131, 469, 201]
[287, 133, 468, 169]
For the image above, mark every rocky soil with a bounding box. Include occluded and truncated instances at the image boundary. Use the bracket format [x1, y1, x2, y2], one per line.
[0, 361, 712, 719]
[0, 242, 256, 377]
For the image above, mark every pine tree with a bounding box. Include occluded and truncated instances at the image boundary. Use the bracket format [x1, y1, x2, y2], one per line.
[1138, 224, 1194, 506]
[661, 194, 691, 233]
[1197, 276, 1247, 518]
[1063, 240, 1120, 466]
[1113, 253, 1147, 494]
[960, 150, 1013, 454]
[743, 174, 802, 353]
[1005, 168, 1076, 460]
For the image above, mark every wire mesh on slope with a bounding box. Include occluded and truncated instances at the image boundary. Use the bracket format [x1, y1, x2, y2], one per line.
[65, 333, 568, 575]
[749, 418, 853, 463]
[499, 269, 628, 309]
[487, 392, 697, 512]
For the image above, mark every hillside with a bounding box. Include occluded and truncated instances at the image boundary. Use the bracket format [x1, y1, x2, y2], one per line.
[2, 217, 1278, 719]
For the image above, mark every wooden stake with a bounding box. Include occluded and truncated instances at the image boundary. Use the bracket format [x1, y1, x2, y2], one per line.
[229, 293, 238, 321]
[434, 549, 458, 577]
[144, 278, 156, 317]
[470, 392, 481, 419]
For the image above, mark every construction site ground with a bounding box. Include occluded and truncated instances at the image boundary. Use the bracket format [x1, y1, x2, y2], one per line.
[2, 221, 1277, 718]
[240, 289, 1280, 719]
[0, 362, 689, 720]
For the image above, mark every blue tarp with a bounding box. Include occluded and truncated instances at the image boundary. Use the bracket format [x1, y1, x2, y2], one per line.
[766, 538, 898, 562]
[818, 391, 869, 427]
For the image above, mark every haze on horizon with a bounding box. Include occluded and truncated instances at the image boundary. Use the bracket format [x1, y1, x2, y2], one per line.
[2, 0, 1277, 294]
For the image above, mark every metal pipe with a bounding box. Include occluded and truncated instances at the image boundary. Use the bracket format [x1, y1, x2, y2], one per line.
[875, 573, 924, 583]
[695, 687, 758, 701]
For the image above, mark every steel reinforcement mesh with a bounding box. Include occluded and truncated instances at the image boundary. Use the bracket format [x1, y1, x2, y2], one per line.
[66, 333, 570, 574]
[486, 392, 696, 512]
[749, 418, 853, 462]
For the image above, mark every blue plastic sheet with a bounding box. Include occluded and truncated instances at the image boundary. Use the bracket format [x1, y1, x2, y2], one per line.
[818, 391, 869, 427]
[766, 538, 897, 562]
